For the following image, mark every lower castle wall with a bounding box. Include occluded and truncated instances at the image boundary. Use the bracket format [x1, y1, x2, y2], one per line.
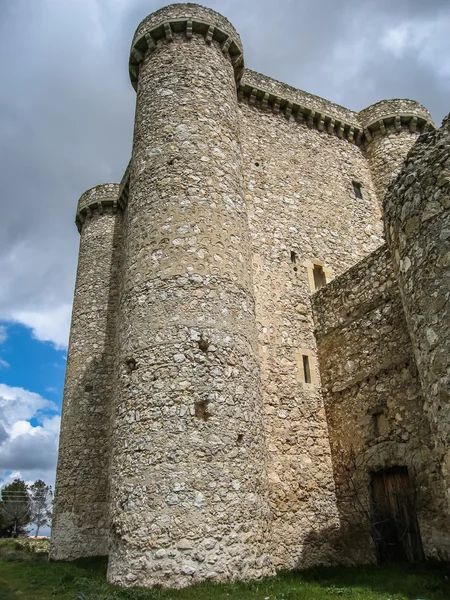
[313, 245, 450, 562]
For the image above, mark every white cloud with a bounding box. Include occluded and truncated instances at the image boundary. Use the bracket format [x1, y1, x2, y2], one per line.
[0, 359, 9, 369]
[0, 326, 7, 345]
[0, 384, 60, 487]
[0, 384, 57, 428]
[10, 304, 72, 350]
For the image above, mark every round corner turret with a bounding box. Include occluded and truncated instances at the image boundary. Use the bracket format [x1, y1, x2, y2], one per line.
[359, 98, 435, 139]
[359, 99, 436, 203]
[75, 183, 120, 233]
[128, 3, 244, 91]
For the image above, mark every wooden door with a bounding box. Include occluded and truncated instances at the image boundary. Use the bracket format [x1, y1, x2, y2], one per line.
[370, 467, 424, 563]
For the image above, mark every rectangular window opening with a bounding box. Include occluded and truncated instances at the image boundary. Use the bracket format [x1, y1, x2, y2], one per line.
[290, 250, 297, 264]
[372, 411, 387, 437]
[313, 264, 326, 290]
[302, 355, 312, 384]
[353, 181, 363, 199]
[372, 412, 381, 437]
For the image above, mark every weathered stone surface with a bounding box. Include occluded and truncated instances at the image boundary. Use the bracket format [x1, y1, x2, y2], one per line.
[384, 115, 450, 520]
[313, 245, 450, 563]
[239, 98, 384, 569]
[108, 3, 272, 589]
[51, 184, 122, 560]
[50, 0, 448, 590]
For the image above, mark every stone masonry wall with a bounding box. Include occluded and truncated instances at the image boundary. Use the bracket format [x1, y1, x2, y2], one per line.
[107, 5, 272, 589]
[51, 184, 122, 560]
[313, 245, 450, 562]
[363, 129, 422, 205]
[384, 115, 450, 518]
[239, 94, 384, 568]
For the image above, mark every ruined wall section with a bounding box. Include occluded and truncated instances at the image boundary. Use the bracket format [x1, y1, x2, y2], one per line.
[107, 5, 272, 589]
[313, 245, 450, 562]
[360, 100, 434, 204]
[384, 115, 450, 516]
[51, 184, 123, 560]
[239, 94, 384, 568]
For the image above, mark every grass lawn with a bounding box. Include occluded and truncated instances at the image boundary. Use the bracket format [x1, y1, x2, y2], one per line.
[0, 539, 449, 600]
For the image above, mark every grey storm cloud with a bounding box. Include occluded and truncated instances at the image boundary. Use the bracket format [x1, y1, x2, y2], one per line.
[0, 0, 448, 348]
[0, 423, 8, 445]
[0, 430, 58, 472]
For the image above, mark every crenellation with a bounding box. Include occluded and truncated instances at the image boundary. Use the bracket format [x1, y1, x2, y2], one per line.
[52, 2, 449, 589]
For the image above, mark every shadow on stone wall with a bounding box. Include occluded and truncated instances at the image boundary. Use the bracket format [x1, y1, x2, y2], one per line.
[52, 210, 123, 559]
[297, 521, 375, 570]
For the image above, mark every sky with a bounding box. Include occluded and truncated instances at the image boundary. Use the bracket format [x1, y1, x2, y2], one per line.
[0, 0, 448, 521]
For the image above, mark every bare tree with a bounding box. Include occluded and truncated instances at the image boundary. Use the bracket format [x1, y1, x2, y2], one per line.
[29, 480, 53, 537]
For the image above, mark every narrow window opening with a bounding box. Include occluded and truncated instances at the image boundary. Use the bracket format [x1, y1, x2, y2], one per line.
[313, 264, 326, 290]
[373, 412, 381, 437]
[302, 355, 311, 384]
[290, 250, 297, 264]
[372, 411, 387, 437]
[353, 181, 363, 199]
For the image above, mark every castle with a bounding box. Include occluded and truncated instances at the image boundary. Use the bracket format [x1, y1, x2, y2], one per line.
[50, 3, 450, 588]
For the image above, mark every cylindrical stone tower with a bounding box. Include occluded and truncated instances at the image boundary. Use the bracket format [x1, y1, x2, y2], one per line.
[107, 4, 272, 588]
[384, 115, 450, 506]
[360, 99, 435, 203]
[51, 184, 122, 560]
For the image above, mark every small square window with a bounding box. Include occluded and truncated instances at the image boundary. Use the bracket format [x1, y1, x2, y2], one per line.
[353, 181, 363, 199]
[313, 264, 326, 290]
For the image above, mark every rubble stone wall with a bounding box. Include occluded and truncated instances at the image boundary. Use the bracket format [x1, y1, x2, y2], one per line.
[363, 129, 421, 205]
[313, 245, 450, 562]
[384, 116, 450, 516]
[50, 184, 122, 560]
[239, 97, 385, 568]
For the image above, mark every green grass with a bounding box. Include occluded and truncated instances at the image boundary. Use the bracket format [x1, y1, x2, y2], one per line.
[0, 539, 449, 600]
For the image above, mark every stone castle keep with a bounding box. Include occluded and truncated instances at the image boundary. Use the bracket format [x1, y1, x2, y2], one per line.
[50, 3, 450, 588]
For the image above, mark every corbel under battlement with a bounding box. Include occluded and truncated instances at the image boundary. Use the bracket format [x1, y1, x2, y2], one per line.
[238, 83, 435, 146]
[75, 198, 119, 233]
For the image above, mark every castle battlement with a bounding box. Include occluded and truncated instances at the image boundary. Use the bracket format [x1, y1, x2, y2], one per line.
[51, 2, 450, 589]
[129, 4, 244, 89]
